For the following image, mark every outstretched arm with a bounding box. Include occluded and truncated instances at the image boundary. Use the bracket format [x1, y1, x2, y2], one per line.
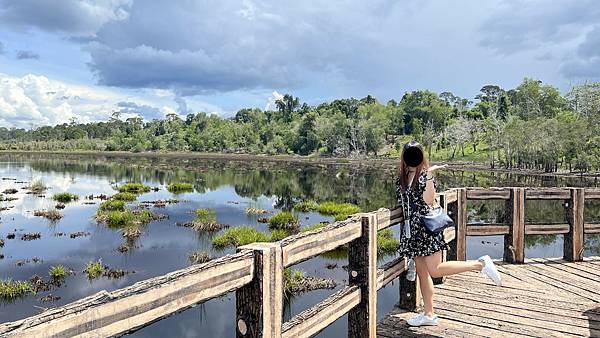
[423, 164, 447, 205]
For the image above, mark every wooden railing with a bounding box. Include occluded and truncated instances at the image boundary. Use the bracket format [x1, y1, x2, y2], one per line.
[1, 187, 599, 338]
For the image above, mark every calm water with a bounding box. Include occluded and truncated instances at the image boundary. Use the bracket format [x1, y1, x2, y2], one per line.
[0, 153, 599, 337]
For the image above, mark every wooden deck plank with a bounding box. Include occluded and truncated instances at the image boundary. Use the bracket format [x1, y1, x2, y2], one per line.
[499, 262, 599, 303]
[530, 258, 600, 282]
[378, 259, 600, 338]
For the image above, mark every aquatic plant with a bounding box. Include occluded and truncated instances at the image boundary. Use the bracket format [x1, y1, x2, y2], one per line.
[188, 251, 212, 265]
[33, 209, 63, 221]
[0, 279, 33, 301]
[99, 199, 126, 212]
[52, 192, 79, 203]
[122, 225, 142, 240]
[48, 265, 69, 280]
[246, 207, 268, 215]
[112, 192, 138, 201]
[98, 209, 155, 228]
[302, 222, 328, 232]
[195, 208, 217, 223]
[283, 268, 305, 295]
[212, 226, 271, 249]
[268, 211, 300, 231]
[377, 229, 399, 256]
[117, 183, 151, 193]
[167, 182, 193, 193]
[269, 229, 290, 241]
[316, 202, 361, 220]
[84, 260, 105, 279]
[293, 200, 319, 212]
[27, 179, 47, 194]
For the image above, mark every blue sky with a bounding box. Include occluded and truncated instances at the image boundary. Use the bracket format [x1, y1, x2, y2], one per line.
[0, 0, 599, 128]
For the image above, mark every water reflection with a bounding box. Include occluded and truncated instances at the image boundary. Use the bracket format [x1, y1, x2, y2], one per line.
[0, 153, 599, 337]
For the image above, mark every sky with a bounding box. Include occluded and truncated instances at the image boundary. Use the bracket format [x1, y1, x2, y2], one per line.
[0, 0, 599, 128]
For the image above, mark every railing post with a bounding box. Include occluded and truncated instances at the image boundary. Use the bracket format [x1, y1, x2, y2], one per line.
[432, 192, 446, 285]
[451, 188, 467, 261]
[348, 213, 377, 338]
[565, 188, 584, 262]
[236, 243, 283, 338]
[504, 188, 525, 263]
[398, 261, 421, 312]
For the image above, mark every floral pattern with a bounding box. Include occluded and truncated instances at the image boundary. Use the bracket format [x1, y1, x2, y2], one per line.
[396, 169, 449, 258]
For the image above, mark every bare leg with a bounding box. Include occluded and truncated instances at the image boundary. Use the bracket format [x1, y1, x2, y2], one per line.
[414, 256, 434, 317]
[424, 251, 483, 278]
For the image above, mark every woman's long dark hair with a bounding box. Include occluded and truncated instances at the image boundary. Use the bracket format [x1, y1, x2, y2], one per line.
[398, 141, 429, 192]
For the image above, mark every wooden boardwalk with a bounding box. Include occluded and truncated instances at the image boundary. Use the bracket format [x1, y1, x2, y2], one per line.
[378, 257, 600, 338]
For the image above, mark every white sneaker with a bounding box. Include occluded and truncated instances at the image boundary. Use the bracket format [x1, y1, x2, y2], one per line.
[478, 255, 502, 286]
[407, 312, 439, 327]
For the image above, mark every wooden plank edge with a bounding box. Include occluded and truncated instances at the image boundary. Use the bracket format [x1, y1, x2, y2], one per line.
[281, 216, 362, 267]
[466, 224, 509, 236]
[377, 257, 407, 290]
[466, 188, 511, 200]
[281, 286, 360, 338]
[585, 223, 600, 233]
[525, 223, 570, 235]
[525, 188, 571, 200]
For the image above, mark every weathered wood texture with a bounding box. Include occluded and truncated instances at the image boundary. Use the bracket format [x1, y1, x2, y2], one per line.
[347, 214, 377, 338]
[280, 217, 361, 267]
[281, 286, 361, 338]
[236, 243, 283, 338]
[455, 188, 467, 261]
[504, 187, 525, 263]
[565, 188, 585, 262]
[378, 257, 600, 338]
[0, 251, 254, 337]
[376, 207, 403, 231]
[377, 257, 407, 290]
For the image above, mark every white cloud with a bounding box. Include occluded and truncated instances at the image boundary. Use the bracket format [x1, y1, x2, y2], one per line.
[0, 73, 167, 128]
[265, 91, 284, 111]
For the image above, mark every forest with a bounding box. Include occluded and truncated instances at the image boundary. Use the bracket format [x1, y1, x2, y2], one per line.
[1, 78, 599, 173]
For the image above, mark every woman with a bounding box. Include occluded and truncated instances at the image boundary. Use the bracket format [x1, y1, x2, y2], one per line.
[396, 141, 502, 327]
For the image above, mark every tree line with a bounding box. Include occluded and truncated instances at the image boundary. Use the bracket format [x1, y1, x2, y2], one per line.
[1, 78, 599, 173]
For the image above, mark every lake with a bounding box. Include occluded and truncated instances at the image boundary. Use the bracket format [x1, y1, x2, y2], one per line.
[0, 153, 599, 337]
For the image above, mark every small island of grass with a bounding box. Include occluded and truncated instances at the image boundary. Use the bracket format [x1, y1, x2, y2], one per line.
[167, 182, 193, 193]
[0, 279, 33, 301]
[117, 183, 151, 194]
[52, 192, 79, 203]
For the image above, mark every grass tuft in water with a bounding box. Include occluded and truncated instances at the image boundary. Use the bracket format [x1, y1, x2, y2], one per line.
[212, 226, 271, 249]
[48, 265, 69, 280]
[268, 211, 300, 231]
[117, 183, 151, 194]
[293, 200, 319, 212]
[52, 192, 79, 203]
[33, 209, 63, 221]
[316, 202, 361, 220]
[27, 179, 47, 194]
[167, 182, 193, 193]
[99, 199, 126, 212]
[0, 279, 33, 301]
[188, 251, 212, 265]
[112, 192, 138, 201]
[377, 229, 399, 256]
[84, 260, 105, 279]
[97, 209, 155, 228]
[302, 222, 329, 232]
[269, 229, 291, 241]
[283, 268, 304, 295]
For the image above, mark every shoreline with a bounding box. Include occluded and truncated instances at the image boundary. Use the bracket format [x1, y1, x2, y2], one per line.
[0, 150, 598, 179]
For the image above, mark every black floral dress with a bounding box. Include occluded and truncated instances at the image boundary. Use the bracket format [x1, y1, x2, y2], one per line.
[396, 169, 449, 258]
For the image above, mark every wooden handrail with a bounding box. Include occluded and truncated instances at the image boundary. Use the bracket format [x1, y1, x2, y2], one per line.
[1, 186, 598, 337]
